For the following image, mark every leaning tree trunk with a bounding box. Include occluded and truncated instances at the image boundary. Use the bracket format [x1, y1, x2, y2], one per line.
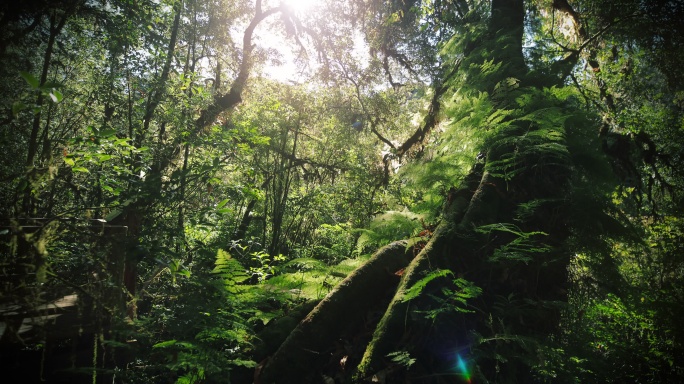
[256, 241, 415, 383]
[259, 0, 580, 382]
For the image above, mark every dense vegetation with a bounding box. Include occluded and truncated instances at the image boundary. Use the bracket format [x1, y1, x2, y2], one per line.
[1, 0, 683, 383]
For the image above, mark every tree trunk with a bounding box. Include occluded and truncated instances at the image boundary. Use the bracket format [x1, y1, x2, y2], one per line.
[259, 0, 579, 382]
[22, 10, 68, 215]
[257, 240, 415, 383]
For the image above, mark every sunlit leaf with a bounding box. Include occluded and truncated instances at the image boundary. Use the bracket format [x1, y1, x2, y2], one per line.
[49, 90, 63, 103]
[229, 359, 257, 368]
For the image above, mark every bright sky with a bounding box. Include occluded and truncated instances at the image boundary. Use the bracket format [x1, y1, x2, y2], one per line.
[282, 0, 321, 14]
[247, 0, 323, 82]
[254, 0, 326, 82]
[254, 1, 371, 84]
[255, 26, 311, 83]
[228, 0, 369, 86]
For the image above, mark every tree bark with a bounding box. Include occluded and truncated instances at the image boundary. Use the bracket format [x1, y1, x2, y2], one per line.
[22, 10, 68, 215]
[257, 241, 414, 383]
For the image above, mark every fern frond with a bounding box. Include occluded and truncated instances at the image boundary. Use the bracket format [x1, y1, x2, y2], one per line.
[402, 269, 453, 302]
[476, 223, 551, 264]
[213, 249, 249, 292]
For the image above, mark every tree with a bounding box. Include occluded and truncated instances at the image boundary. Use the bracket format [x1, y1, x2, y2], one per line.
[257, 0, 683, 382]
[2, 0, 683, 382]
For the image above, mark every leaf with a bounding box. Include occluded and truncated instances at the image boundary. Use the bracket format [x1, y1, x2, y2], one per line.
[152, 340, 195, 349]
[20, 71, 40, 88]
[217, 198, 229, 209]
[175, 270, 191, 278]
[72, 166, 90, 173]
[49, 90, 63, 103]
[41, 81, 61, 89]
[229, 359, 258, 368]
[152, 339, 178, 348]
[64, 157, 75, 166]
[284, 257, 326, 271]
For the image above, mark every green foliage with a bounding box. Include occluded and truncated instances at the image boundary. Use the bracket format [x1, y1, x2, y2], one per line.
[402, 269, 453, 302]
[421, 277, 484, 321]
[263, 256, 352, 301]
[444, 278, 484, 313]
[213, 249, 250, 292]
[387, 350, 417, 369]
[476, 223, 551, 264]
[354, 210, 424, 254]
[561, 215, 684, 382]
[125, 244, 263, 384]
[248, 250, 286, 283]
[293, 223, 353, 264]
[2, 0, 684, 382]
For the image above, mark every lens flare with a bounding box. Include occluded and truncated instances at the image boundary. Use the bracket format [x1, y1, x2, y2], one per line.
[456, 354, 472, 383]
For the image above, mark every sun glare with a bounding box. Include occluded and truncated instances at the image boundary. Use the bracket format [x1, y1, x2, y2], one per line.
[283, 0, 321, 14]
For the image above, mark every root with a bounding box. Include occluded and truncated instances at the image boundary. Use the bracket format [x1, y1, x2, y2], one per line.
[257, 240, 415, 384]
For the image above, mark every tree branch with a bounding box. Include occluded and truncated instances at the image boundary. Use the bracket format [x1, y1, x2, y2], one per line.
[193, 4, 284, 134]
[395, 60, 461, 158]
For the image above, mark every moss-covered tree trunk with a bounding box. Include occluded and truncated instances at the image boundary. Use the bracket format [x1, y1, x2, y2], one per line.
[256, 241, 415, 383]
[259, 0, 583, 382]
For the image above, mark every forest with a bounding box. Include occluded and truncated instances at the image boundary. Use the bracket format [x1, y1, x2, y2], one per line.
[1, 0, 683, 383]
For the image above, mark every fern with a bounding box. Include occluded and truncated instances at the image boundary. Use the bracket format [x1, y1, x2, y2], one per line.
[476, 223, 551, 264]
[401, 269, 453, 302]
[354, 210, 424, 254]
[213, 249, 249, 293]
[409, 275, 483, 319]
[447, 278, 484, 312]
[515, 198, 561, 222]
[387, 350, 417, 369]
[491, 77, 521, 108]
